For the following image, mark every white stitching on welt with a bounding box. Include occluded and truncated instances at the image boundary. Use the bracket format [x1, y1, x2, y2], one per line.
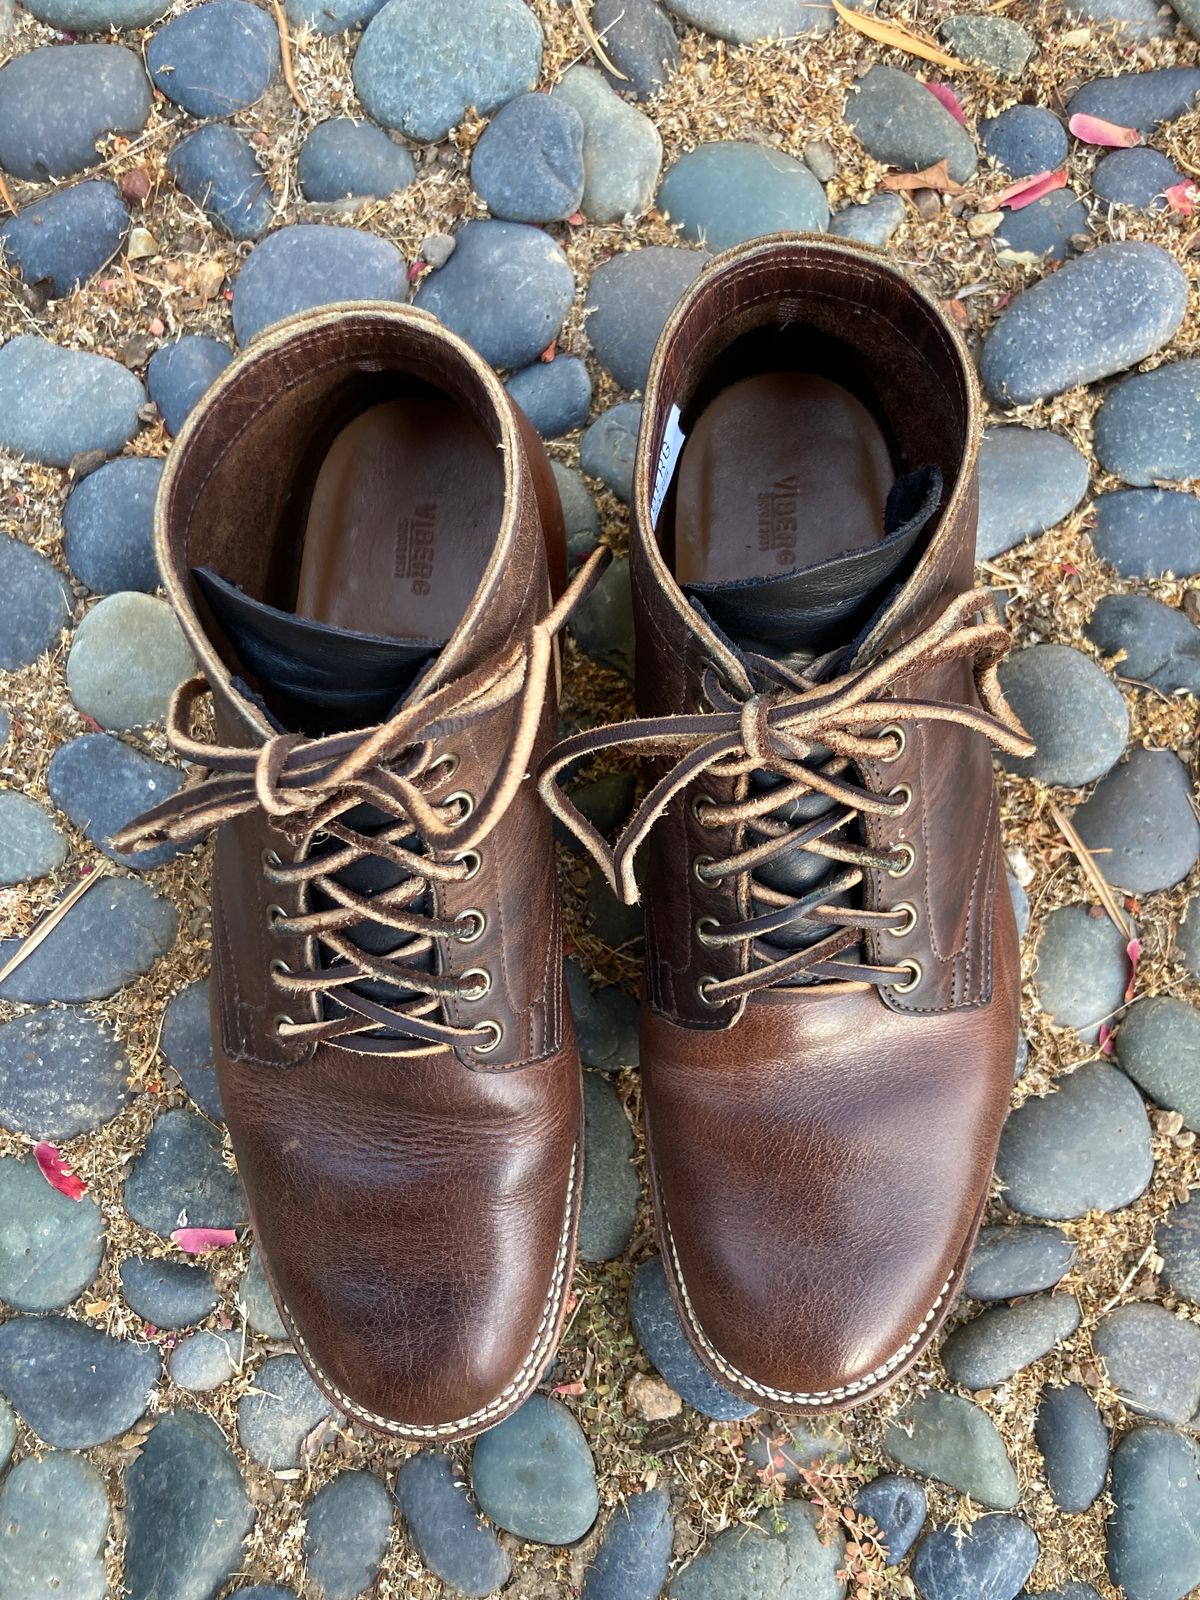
[663, 1216, 952, 1404]
[276, 1144, 578, 1438]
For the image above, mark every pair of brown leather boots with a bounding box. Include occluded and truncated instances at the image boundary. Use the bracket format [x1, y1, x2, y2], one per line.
[120, 235, 1032, 1441]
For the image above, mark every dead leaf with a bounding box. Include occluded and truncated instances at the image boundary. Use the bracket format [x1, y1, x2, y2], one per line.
[833, 0, 970, 70]
[881, 159, 969, 196]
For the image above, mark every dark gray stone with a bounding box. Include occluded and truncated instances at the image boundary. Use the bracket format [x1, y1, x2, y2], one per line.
[471, 1393, 598, 1545]
[48, 733, 186, 870]
[285, 0, 383, 34]
[1094, 146, 1186, 212]
[994, 187, 1090, 264]
[564, 959, 639, 1072]
[1095, 1302, 1200, 1423]
[828, 191, 905, 245]
[579, 1070, 639, 1263]
[0, 180, 128, 297]
[0, 1009, 130, 1138]
[0, 792, 67, 885]
[941, 1293, 1081, 1389]
[851, 1475, 926, 1566]
[470, 92, 585, 223]
[668, 1500, 845, 1600]
[0, 336, 144, 466]
[62, 456, 163, 595]
[554, 65, 662, 223]
[629, 1257, 755, 1421]
[1073, 747, 1200, 894]
[997, 1060, 1153, 1219]
[981, 243, 1187, 407]
[0, 537, 71, 671]
[0, 1314, 160, 1446]
[1157, 1190, 1200, 1302]
[980, 106, 1067, 178]
[910, 1516, 1038, 1600]
[658, 140, 829, 250]
[232, 224, 405, 345]
[148, 337, 233, 435]
[239, 1243, 287, 1338]
[0, 877, 179, 1004]
[298, 117, 416, 203]
[414, 219, 574, 371]
[168, 124, 274, 241]
[977, 426, 1090, 561]
[742, 1417, 851, 1481]
[586, 245, 709, 392]
[1117, 996, 1200, 1130]
[120, 1255, 219, 1329]
[21, 0, 166, 23]
[505, 356, 592, 438]
[1108, 1426, 1200, 1600]
[940, 13, 1034, 74]
[125, 1409, 255, 1600]
[666, 0, 847, 39]
[124, 1108, 246, 1236]
[0, 1452, 109, 1600]
[1066, 0, 1173, 38]
[845, 64, 978, 184]
[0, 44, 152, 182]
[394, 1449, 512, 1599]
[67, 591, 195, 729]
[562, 769, 636, 839]
[168, 1328, 240, 1391]
[581, 402, 641, 501]
[570, 556, 634, 678]
[355, 0, 542, 142]
[0, 1153, 105, 1311]
[585, 862, 644, 951]
[1068, 67, 1200, 132]
[162, 977, 222, 1118]
[1092, 489, 1200, 578]
[147, 0, 279, 117]
[964, 1224, 1075, 1301]
[583, 1487, 673, 1600]
[1035, 1382, 1108, 1512]
[998, 645, 1127, 787]
[552, 464, 600, 567]
[1087, 592, 1200, 695]
[303, 1471, 393, 1600]
[1033, 906, 1132, 1045]
[237, 1354, 333, 1468]
[0, 1396, 11, 1471]
[1094, 360, 1200, 487]
[594, 0, 679, 98]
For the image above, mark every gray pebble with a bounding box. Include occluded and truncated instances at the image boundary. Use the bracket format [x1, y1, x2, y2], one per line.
[980, 105, 1067, 178]
[0, 180, 129, 298]
[0, 1009, 130, 1138]
[67, 591, 195, 730]
[1094, 146, 1186, 212]
[0, 336, 145, 466]
[62, 456, 163, 595]
[161, 977, 222, 1118]
[394, 1449, 512, 1598]
[658, 140, 828, 250]
[940, 13, 1034, 75]
[910, 1516, 1037, 1600]
[669, 1500, 845, 1600]
[570, 556, 634, 678]
[303, 1470, 394, 1600]
[0, 1314, 160, 1446]
[1033, 905, 1132, 1044]
[298, 117, 416, 203]
[1095, 1302, 1200, 1423]
[0, 877, 178, 1004]
[168, 124, 275, 241]
[941, 1292, 1081, 1389]
[844, 64, 978, 184]
[1157, 1189, 1200, 1302]
[1117, 995, 1200, 1131]
[240, 1243, 288, 1338]
[285, 0, 383, 34]
[169, 1327, 241, 1391]
[851, 1475, 926, 1566]
[965, 1224, 1075, 1302]
[564, 958, 639, 1072]
[586, 245, 709, 392]
[124, 1107, 246, 1236]
[665, 0, 860, 39]
[1065, 0, 1174, 38]
[554, 65, 662, 223]
[0, 1153, 105, 1311]
[998, 644, 1128, 787]
[48, 732, 185, 870]
[505, 356, 592, 438]
[581, 401, 641, 501]
[471, 1393, 599, 1545]
[828, 191, 905, 245]
[232, 224, 406, 344]
[0, 44, 152, 182]
[994, 187, 1090, 264]
[147, 0, 279, 118]
[583, 1487, 673, 1600]
[1094, 359, 1200, 487]
[1073, 746, 1200, 894]
[742, 1418, 850, 1482]
[1092, 489, 1200, 578]
[0, 1453, 110, 1600]
[120, 1255, 219, 1329]
[1087, 592, 1200, 695]
[0, 536, 71, 670]
[593, 0, 679, 98]
[148, 336, 233, 436]
[237, 1353, 333, 1468]
[1035, 1382, 1109, 1512]
[1068, 66, 1200, 132]
[884, 1393, 1018, 1508]
[977, 426, 1090, 560]
[470, 92, 585, 223]
[578, 1070, 639, 1263]
[1108, 1426, 1200, 1600]
[629, 1256, 754, 1421]
[21, 0, 166, 23]
[0, 792, 68, 886]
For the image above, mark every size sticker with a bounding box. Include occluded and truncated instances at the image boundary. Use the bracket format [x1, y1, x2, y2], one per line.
[650, 403, 685, 528]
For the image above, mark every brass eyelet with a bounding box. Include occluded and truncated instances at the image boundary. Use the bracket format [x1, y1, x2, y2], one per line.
[886, 842, 916, 879]
[879, 723, 906, 763]
[892, 958, 923, 994]
[445, 790, 475, 821]
[453, 908, 487, 943]
[697, 976, 724, 1007]
[265, 903, 287, 931]
[262, 848, 283, 872]
[691, 792, 716, 826]
[888, 782, 913, 816]
[473, 1019, 504, 1054]
[453, 849, 482, 881]
[695, 916, 720, 948]
[461, 967, 492, 1001]
[273, 1013, 296, 1036]
[269, 957, 292, 980]
[426, 751, 460, 783]
[693, 854, 718, 885]
[888, 901, 919, 938]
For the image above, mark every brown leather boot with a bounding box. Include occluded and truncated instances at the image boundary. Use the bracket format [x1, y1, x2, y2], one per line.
[544, 237, 1033, 1413]
[118, 304, 605, 1440]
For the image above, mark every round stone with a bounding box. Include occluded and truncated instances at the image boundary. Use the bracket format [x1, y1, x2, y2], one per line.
[0, 792, 68, 886]
[0, 44, 152, 182]
[0, 336, 145, 466]
[162, 978, 222, 1118]
[583, 1487, 673, 1600]
[470, 92, 585, 223]
[564, 959, 639, 1072]
[844, 64, 978, 184]
[413, 219, 574, 371]
[1116, 996, 1200, 1130]
[980, 106, 1068, 178]
[355, 0, 542, 142]
[996, 1060, 1154, 1219]
[910, 1516, 1038, 1600]
[592, 0, 679, 99]
[285, 0, 382, 33]
[0, 878, 178, 1005]
[0, 1314, 160, 1446]
[940, 14, 1034, 75]
[168, 124, 274, 242]
[237, 1354, 332, 1468]
[471, 1393, 599, 1544]
[0, 537, 71, 671]
[147, 336, 233, 437]
[665, 0, 845, 39]
[580, 402, 641, 502]
[1034, 905, 1132, 1044]
[1065, 0, 1173, 37]
[570, 556, 634, 678]
[48, 733, 186, 870]
[1073, 747, 1200, 894]
[586, 246, 709, 393]
[977, 426, 1090, 561]
[629, 1257, 755, 1421]
[658, 141, 829, 251]
[1086, 593, 1200, 696]
[239, 1244, 287, 1339]
[553, 64, 663, 223]
[940, 1293, 1081, 1389]
[851, 1475, 927, 1567]
[62, 456, 163, 595]
[298, 118, 416, 203]
[394, 1449, 512, 1598]
[668, 1500, 845, 1600]
[0, 1009, 130, 1139]
[1094, 147, 1186, 212]
[1094, 1302, 1200, 1424]
[67, 592, 195, 730]
[1068, 67, 1200, 133]
[1035, 1382, 1109, 1513]
[964, 1224, 1075, 1301]
[125, 1410, 255, 1600]
[994, 187, 1090, 264]
[147, 0, 278, 117]
[21, 0, 166, 22]
[0, 1453, 110, 1600]
[980, 243, 1187, 408]
[120, 1255, 219, 1329]
[1092, 489, 1200, 579]
[169, 1328, 240, 1392]
[578, 1070, 639, 1263]
[1108, 1426, 1200, 1600]
[1094, 360, 1200, 488]
[0, 180, 129, 299]
[0, 1154, 105, 1311]
[303, 1471, 394, 1600]
[828, 192, 905, 245]
[998, 645, 1128, 787]
[1157, 1191, 1200, 1302]
[232, 224, 405, 345]
[505, 356, 592, 438]
[124, 1108, 247, 1237]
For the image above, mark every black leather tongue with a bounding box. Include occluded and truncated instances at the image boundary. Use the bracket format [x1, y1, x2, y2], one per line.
[685, 465, 942, 655]
[195, 568, 445, 736]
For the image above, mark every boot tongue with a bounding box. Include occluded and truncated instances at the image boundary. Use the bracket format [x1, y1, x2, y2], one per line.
[684, 466, 942, 657]
[195, 568, 445, 736]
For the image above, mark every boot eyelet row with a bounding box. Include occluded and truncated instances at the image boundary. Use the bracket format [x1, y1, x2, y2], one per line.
[886, 842, 916, 879]
[892, 958, 923, 994]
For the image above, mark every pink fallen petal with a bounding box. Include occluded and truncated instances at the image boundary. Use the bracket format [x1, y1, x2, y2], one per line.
[172, 1227, 238, 1254]
[992, 168, 1068, 211]
[1124, 936, 1142, 1004]
[34, 1142, 87, 1201]
[925, 80, 968, 129]
[1068, 112, 1140, 147]
[1098, 1022, 1114, 1056]
[1166, 181, 1198, 217]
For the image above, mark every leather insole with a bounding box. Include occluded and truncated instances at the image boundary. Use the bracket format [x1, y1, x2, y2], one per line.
[296, 399, 502, 641]
[674, 373, 895, 586]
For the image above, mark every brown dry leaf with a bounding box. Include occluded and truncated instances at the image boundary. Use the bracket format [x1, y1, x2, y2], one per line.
[881, 160, 969, 196]
[832, 0, 971, 71]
